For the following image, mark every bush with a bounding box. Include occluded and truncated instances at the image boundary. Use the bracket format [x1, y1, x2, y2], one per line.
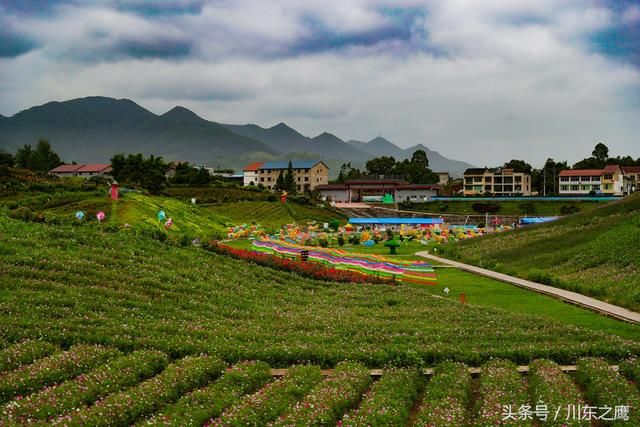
[267, 195, 277, 202]
[472, 202, 501, 214]
[2, 350, 168, 423]
[59, 355, 226, 426]
[318, 238, 329, 248]
[337, 235, 345, 246]
[8, 206, 33, 221]
[210, 365, 322, 426]
[0, 341, 59, 373]
[272, 362, 371, 426]
[561, 205, 580, 215]
[0, 344, 120, 404]
[290, 194, 311, 205]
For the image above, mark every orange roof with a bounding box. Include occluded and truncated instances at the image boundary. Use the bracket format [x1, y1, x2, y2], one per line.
[243, 162, 264, 171]
[622, 166, 640, 173]
[50, 164, 83, 173]
[558, 169, 603, 177]
[76, 164, 112, 173]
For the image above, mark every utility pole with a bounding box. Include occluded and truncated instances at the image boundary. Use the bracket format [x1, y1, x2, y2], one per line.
[543, 166, 546, 197]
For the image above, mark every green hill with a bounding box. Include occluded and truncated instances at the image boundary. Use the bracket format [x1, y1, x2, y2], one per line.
[441, 192, 640, 311]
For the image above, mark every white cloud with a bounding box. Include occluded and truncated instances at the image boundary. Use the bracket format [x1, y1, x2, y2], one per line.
[1, 0, 639, 166]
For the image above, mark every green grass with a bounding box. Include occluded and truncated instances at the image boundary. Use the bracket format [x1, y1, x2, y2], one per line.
[1, 216, 638, 366]
[406, 199, 606, 216]
[225, 239, 639, 339]
[437, 193, 640, 311]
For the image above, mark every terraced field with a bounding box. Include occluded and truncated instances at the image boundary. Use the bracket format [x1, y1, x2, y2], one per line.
[0, 341, 638, 426]
[439, 193, 640, 311]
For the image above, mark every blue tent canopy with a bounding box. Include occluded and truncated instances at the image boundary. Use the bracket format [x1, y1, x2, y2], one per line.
[349, 218, 443, 225]
[519, 217, 558, 224]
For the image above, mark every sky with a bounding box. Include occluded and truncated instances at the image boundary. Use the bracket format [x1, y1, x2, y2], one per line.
[1, 0, 639, 166]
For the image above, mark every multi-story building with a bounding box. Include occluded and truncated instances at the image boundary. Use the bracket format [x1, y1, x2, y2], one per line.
[316, 179, 439, 203]
[463, 168, 532, 196]
[558, 165, 634, 196]
[242, 162, 263, 186]
[252, 160, 329, 192]
[621, 166, 640, 192]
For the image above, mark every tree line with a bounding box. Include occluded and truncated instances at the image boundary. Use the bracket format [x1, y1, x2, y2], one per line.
[335, 149, 439, 184]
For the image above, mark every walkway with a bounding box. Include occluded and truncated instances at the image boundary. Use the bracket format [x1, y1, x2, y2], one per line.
[415, 251, 640, 325]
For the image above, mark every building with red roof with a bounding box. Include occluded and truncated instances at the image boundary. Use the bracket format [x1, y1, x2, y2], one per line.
[559, 164, 633, 195]
[49, 163, 112, 178]
[242, 162, 264, 186]
[316, 179, 440, 203]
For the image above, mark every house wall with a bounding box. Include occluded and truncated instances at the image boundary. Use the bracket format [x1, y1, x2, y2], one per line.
[396, 189, 438, 202]
[243, 171, 258, 186]
[256, 163, 328, 192]
[464, 171, 531, 196]
[318, 189, 349, 202]
[559, 175, 602, 195]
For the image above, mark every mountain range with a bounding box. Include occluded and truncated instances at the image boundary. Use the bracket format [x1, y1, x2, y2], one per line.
[0, 96, 474, 176]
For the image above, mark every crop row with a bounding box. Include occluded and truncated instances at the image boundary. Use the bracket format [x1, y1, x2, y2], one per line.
[140, 361, 272, 427]
[271, 362, 371, 426]
[413, 361, 471, 426]
[209, 365, 322, 426]
[620, 357, 640, 384]
[343, 368, 422, 427]
[476, 360, 530, 426]
[0, 341, 59, 374]
[575, 357, 640, 425]
[51, 355, 225, 426]
[1, 350, 168, 424]
[0, 345, 119, 404]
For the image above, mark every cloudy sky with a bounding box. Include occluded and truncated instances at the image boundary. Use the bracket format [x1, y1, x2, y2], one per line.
[1, 0, 639, 166]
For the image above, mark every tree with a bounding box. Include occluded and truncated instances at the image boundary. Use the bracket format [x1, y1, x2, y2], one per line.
[592, 142, 609, 162]
[394, 150, 438, 184]
[365, 156, 396, 177]
[15, 139, 62, 173]
[0, 150, 15, 167]
[110, 153, 168, 194]
[532, 158, 568, 195]
[502, 159, 532, 174]
[284, 161, 296, 194]
[274, 171, 285, 191]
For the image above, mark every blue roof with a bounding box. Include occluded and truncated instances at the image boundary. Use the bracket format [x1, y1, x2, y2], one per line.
[260, 161, 321, 170]
[349, 218, 443, 225]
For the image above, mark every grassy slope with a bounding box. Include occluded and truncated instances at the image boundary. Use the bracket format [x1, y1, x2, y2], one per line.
[225, 240, 639, 339]
[1, 217, 638, 367]
[440, 193, 640, 311]
[407, 200, 605, 216]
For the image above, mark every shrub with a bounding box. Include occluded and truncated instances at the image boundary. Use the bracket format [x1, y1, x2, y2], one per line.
[0, 344, 120, 404]
[528, 359, 588, 426]
[414, 362, 470, 426]
[0, 340, 59, 373]
[209, 365, 322, 426]
[343, 368, 421, 426]
[318, 238, 328, 248]
[329, 219, 340, 230]
[472, 202, 501, 214]
[143, 361, 271, 427]
[8, 207, 33, 222]
[475, 360, 529, 426]
[619, 357, 640, 384]
[1, 350, 168, 423]
[561, 205, 580, 215]
[272, 362, 371, 426]
[267, 195, 277, 202]
[337, 235, 345, 246]
[55, 355, 226, 426]
[575, 357, 640, 425]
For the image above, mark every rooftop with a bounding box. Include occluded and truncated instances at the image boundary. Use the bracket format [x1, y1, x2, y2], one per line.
[243, 161, 264, 171]
[49, 164, 83, 173]
[559, 169, 604, 177]
[259, 160, 324, 170]
[76, 164, 112, 173]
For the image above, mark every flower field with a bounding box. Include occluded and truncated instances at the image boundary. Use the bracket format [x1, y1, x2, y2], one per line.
[0, 346, 638, 426]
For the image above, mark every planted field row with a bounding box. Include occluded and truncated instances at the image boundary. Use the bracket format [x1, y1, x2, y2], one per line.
[1, 342, 638, 427]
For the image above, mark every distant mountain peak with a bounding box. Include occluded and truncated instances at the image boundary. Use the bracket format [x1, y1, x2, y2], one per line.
[162, 106, 202, 121]
[368, 136, 393, 144]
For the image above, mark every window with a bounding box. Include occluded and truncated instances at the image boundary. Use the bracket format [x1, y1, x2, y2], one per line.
[465, 178, 473, 184]
[561, 185, 569, 191]
[592, 185, 600, 191]
[515, 176, 522, 183]
[297, 177, 301, 182]
[494, 176, 503, 184]
[603, 174, 613, 180]
[304, 176, 309, 182]
[581, 185, 590, 191]
[570, 176, 579, 182]
[560, 176, 569, 182]
[485, 185, 491, 191]
[571, 185, 579, 191]
[485, 177, 492, 182]
[260, 177, 264, 182]
[504, 177, 513, 184]
[581, 176, 591, 182]
[267, 177, 272, 182]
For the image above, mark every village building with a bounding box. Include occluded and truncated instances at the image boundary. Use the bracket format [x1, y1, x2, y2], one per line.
[559, 164, 635, 196]
[435, 172, 451, 185]
[242, 162, 263, 186]
[49, 163, 112, 178]
[463, 168, 532, 196]
[315, 179, 439, 203]
[248, 160, 329, 192]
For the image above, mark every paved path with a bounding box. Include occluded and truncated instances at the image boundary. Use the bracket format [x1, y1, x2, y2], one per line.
[416, 251, 640, 325]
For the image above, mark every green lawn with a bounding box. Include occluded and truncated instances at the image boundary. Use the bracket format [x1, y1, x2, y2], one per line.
[437, 193, 640, 312]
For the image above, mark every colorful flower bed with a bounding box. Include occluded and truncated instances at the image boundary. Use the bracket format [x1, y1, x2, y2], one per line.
[208, 365, 322, 426]
[414, 361, 470, 426]
[1, 350, 168, 424]
[475, 360, 530, 426]
[0, 344, 120, 404]
[271, 362, 371, 426]
[0, 341, 59, 373]
[619, 357, 640, 384]
[342, 368, 421, 426]
[575, 357, 640, 425]
[203, 241, 394, 285]
[54, 355, 225, 426]
[528, 359, 588, 426]
[142, 361, 272, 427]
[252, 239, 436, 285]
